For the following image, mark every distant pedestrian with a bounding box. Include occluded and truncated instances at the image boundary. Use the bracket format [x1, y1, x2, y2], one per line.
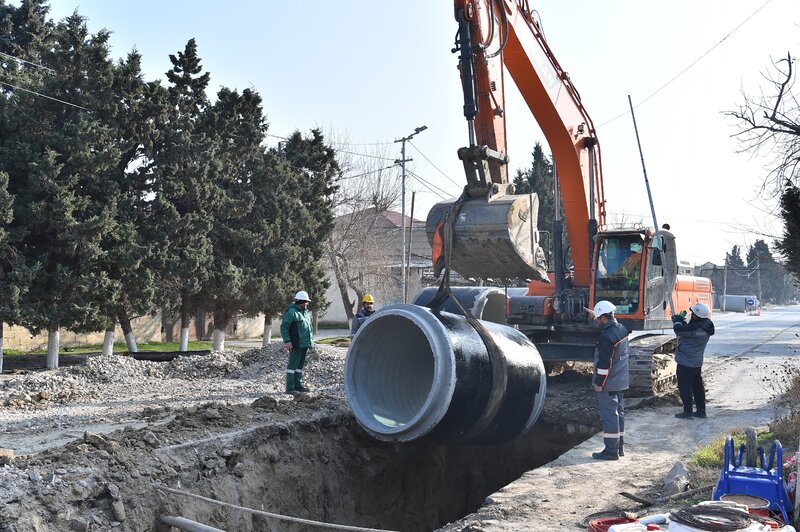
[672, 302, 715, 419]
[351, 294, 377, 335]
[280, 290, 315, 394]
[585, 300, 630, 460]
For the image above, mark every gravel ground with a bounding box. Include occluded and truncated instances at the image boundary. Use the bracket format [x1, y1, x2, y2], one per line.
[0, 343, 347, 455]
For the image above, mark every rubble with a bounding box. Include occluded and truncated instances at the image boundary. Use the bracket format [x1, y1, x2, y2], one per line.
[0, 342, 601, 531]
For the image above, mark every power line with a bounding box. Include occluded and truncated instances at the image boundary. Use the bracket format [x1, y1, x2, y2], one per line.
[0, 51, 55, 73]
[406, 168, 452, 200]
[266, 133, 397, 161]
[0, 78, 87, 110]
[339, 163, 397, 181]
[408, 140, 462, 188]
[598, 0, 774, 128]
[336, 148, 396, 161]
[332, 140, 393, 147]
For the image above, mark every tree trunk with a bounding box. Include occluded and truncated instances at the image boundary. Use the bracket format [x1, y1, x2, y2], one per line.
[118, 311, 138, 353]
[102, 328, 115, 356]
[180, 293, 190, 352]
[262, 314, 272, 347]
[212, 329, 225, 351]
[0, 322, 4, 375]
[212, 310, 229, 352]
[195, 308, 206, 340]
[162, 313, 174, 342]
[179, 328, 189, 352]
[46, 327, 59, 369]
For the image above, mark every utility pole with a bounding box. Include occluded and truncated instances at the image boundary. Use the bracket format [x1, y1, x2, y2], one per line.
[722, 259, 728, 312]
[394, 125, 427, 303]
[755, 258, 762, 304]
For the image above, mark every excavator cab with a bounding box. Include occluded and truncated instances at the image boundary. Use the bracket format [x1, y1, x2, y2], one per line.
[591, 228, 677, 330]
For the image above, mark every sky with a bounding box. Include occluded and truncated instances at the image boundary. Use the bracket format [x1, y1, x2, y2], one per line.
[42, 0, 800, 267]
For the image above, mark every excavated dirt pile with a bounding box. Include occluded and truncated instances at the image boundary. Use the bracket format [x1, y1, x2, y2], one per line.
[0, 344, 603, 532]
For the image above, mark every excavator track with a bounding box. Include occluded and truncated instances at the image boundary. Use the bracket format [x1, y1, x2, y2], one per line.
[627, 334, 678, 397]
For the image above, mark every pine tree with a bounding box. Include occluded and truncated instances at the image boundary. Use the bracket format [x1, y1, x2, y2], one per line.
[0, 0, 51, 368]
[776, 184, 800, 287]
[279, 129, 339, 319]
[87, 51, 170, 353]
[0, 11, 126, 366]
[195, 87, 267, 350]
[150, 38, 217, 351]
[745, 239, 788, 304]
[515, 142, 563, 271]
[724, 244, 750, 295]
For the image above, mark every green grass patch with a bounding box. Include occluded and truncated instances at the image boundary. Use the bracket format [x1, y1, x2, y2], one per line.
[4, 341, 213, 355]
[692, 429, 777, 468]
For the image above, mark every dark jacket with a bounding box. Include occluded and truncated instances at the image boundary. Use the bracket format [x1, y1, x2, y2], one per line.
[593, 318, 630, 391]
[350, 307, 375, 335]
[673, 316, 715, 368]
[280, 304, 314, 349]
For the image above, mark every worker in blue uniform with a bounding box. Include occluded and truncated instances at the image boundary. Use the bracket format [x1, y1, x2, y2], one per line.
[586, 300, 630, 460]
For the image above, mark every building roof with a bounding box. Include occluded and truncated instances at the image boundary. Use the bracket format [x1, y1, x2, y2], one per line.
[335, 208, 424, 229]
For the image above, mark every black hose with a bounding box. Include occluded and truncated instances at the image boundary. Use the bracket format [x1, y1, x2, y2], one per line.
[485, 0, 509, 59]
[669, 506, 751, 531]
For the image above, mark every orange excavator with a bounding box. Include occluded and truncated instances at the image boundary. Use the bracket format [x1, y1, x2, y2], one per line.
[424, 0, 712, 394]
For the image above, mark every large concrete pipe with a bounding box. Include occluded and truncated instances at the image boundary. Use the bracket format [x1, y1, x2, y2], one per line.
[412, 286, 529, 325]
[344, 304, 546, 444]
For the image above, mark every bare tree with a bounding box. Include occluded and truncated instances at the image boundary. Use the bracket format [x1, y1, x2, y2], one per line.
[327, 140, 403, 320]
[729, 52, 800, 282]
[728, 53, 800, 196]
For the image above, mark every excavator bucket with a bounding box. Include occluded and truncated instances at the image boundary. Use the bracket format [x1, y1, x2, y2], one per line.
[426, 193, 549, 282]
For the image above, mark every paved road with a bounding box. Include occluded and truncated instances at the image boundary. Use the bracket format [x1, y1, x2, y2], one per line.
[441, 305, 800, 531]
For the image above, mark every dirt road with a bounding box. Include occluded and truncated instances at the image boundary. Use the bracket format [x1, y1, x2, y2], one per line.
[440, 305, 800, 531]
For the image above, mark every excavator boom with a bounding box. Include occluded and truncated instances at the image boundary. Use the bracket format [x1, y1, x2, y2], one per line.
[429, 0, 605, 285]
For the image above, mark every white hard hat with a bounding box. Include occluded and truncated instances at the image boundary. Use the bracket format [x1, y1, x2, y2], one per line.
[690, 302, 710, 319]
[294, 290, 311, 302]
[593, 300, 616, 317]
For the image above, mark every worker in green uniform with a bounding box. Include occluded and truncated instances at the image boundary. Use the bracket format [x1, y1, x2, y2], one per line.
[280, 290, 315, 394]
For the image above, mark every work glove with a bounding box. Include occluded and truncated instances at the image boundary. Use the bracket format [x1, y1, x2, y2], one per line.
[671, 314, 684, 323]
[679, 310, 687, 318]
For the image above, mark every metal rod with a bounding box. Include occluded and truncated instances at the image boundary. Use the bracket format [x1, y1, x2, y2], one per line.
[628, 95, 675, 316]
[157, 486, 394, 532]
[405, 191, 416, 303]
[159, 515, 226, 532]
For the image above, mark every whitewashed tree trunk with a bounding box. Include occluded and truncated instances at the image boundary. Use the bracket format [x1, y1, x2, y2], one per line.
[102, 329, 115, 356]
[46, 328, 59, 369]
[179, 328, 189, 352]
[124, 331, 138, 353]
[262, 315, 272, 347]
[212, 328, 225, 351]
[0, 322, 4, 374]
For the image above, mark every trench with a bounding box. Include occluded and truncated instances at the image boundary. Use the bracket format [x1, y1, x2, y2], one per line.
[155, 412, 597, 532]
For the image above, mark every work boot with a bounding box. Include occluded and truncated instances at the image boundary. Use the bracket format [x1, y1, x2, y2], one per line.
[591, 450, 619, 461]
[618, 437, 625, 457]
[295, 384, 311, 393]
[694, 410, 707, 418]
[285, 387, 297, 395]
[674, 411, 694, 419]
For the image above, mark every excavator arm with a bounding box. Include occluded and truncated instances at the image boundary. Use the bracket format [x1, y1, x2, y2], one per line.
[429, 0, 606, 286]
